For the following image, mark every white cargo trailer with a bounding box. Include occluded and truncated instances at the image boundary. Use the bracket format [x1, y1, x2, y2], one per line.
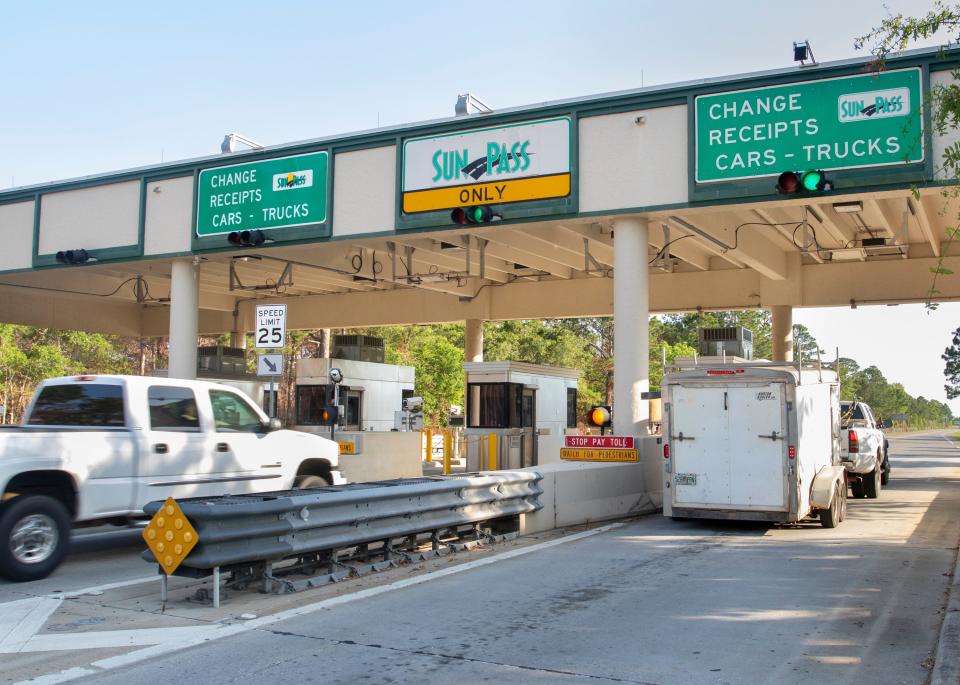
[661, 363, 847, 528]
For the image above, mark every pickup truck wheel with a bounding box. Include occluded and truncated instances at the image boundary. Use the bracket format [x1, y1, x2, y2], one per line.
[819, 483, 843, 529]
[863, 459, 881, 499]
[294, 475, 331, 489]
[0, 495, 71, 582]
[880, 454, 890, 486]
[850, 479, 865, 498]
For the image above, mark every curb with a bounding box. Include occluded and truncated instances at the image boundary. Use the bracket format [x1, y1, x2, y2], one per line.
[932, 543, 960, 685]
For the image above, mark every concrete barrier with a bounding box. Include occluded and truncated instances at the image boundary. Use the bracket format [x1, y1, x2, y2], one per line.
[520, 436, 663, 534]
[295, 428, 422, 482]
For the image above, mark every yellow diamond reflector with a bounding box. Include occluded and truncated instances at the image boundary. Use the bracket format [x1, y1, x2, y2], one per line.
[142, 497, 198, 576]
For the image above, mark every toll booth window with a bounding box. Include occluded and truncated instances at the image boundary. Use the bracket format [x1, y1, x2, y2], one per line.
[208, 390, 262, 432]
[566, 388, 578, 428]
[148, 386, 200, 432]
[296, 385, 330, 425]
[29, 384, 126, 427]
[467, 383, 524, 428]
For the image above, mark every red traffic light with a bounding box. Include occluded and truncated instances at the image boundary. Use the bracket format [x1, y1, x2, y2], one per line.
[776, 171, 801, 194]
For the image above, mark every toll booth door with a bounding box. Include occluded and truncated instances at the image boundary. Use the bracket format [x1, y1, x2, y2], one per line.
[521, 388, 536, 467]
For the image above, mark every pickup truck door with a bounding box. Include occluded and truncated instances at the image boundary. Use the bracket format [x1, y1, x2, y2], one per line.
[136, 384, 229, 505]
[205, 389, 285, 493]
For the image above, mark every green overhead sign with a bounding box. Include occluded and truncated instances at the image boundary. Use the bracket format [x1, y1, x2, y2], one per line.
[196, 151, 328, 237]
[695, 68, 923, 184]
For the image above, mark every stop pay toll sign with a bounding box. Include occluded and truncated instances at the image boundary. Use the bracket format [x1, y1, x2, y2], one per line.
[255, 303, 287, 349]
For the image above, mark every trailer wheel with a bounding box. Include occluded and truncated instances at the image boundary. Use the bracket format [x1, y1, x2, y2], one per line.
[863, 457, 881, 499]
[819, 482, 844, 529]
[0, 495, 72, 582]
[850, 479, 865, 498]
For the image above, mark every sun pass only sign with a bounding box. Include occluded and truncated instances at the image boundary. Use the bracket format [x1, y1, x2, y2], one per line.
[401, 117, 571, 214]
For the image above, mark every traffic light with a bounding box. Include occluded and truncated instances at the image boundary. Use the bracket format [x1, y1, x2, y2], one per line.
[451, 205, 498, 225]
[319, 404, 339, 426]
[586, 405, 612, 434]
[775, 170, 832, 195]
[55, 249, 93, 265]
[227, 230, 267, 247]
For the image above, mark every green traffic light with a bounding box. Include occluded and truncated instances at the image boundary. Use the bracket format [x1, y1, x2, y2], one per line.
[801, 171, 823, 191]
[471, 207, 484, 222]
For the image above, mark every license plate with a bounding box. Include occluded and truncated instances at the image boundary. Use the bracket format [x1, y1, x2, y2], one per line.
[675, 473, 697, 486]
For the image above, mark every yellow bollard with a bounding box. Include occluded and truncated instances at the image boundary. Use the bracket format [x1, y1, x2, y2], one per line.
[424, 429, 434, 463]
[487, 433, 498, 471]
[443, 431, 452, 475]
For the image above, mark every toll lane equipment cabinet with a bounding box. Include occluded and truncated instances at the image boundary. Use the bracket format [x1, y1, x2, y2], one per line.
[464, 362, 579, 471]
[661, 363, 849, 528]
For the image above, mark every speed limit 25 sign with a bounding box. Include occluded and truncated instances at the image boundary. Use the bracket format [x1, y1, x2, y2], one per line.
[254, 304, 287, 349]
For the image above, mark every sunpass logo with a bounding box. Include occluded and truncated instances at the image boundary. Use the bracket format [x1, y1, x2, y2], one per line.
[272, 169, 313, 191]
[431, 141, 532, 183]
[838, 87, 910, 123]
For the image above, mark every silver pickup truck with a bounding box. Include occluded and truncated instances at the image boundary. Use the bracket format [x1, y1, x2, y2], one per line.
[839, 400, 890, 499]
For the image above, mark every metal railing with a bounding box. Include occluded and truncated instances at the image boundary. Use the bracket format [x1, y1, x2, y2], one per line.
[143, 471, 543, 605]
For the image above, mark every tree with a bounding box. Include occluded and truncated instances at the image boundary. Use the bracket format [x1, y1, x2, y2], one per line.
[792, 324, 822, 362]
[858, 3, 960, 308]
[943, 325, 960, 399]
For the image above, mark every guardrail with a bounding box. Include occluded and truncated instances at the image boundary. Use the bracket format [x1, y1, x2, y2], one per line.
[143, 471, 543, 606]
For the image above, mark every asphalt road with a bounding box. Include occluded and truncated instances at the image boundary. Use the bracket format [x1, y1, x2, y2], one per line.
[3, 430, 958, 684]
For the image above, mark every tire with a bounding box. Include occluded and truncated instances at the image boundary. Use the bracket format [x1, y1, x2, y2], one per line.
[863, 458, 881, 499]
[293, 474, 332, 489]
[820, 482, 844, 529]
[880, 453, 890, 486]
[851, 479, 865, 498]
[0, 495, 72, 582]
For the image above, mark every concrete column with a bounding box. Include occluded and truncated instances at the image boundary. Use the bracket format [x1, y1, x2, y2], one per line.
[229, 331, 246, 349]
[771, 305, 794, 362]
[168, 258, 199, 379]
[465, 319, 484, 362]
[612, 218, 649, 436]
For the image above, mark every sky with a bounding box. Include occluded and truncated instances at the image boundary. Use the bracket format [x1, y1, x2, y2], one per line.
[0, 0, 956, 409]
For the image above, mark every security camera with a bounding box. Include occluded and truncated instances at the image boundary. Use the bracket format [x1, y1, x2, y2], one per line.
[329, 368, 343, 384]
[448, 404, 463, 416]
[402, 396, 423, 412]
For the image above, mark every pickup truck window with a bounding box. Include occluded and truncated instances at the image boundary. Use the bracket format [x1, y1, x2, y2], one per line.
[839, 403, 865, 423]
[29, 384, 125, 427]
[148, 386, 200, 432]
[209, 390, 262, 433]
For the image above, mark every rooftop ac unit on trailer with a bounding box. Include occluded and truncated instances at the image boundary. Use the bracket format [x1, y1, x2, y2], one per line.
[698, 327, 753, 360]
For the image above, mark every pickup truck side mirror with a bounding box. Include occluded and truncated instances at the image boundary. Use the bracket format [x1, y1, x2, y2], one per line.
[879, 418, 893, 429]
[262, 418, 282, 432]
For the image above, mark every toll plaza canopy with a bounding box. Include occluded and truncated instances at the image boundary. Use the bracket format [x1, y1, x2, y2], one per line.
[0, 45, 958, 427]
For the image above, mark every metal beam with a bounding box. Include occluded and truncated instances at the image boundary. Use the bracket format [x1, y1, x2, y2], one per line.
[910, 196, 942, 257]
[669, 215, 786, 279]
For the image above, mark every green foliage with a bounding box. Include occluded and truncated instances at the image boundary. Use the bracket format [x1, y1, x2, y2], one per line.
[942, 325, 960, 399]
[792, 324, 823, 362]
[0, 325, 133, 421]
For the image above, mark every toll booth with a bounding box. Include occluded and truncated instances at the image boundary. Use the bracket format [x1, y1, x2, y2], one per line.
[464, 362, 579, 470]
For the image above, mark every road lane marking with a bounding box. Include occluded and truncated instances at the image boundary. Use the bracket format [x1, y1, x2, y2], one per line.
[2, 626, 219, 654]
[941, 435, 960, 450]
[19, 521, 625, 682]
[0, 597, 63, 653]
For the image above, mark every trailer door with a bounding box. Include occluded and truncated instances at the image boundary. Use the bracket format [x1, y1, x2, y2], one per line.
[671, 382, 787, 510]
[726, 384, 786, 508]
[671, 385, 732, 506]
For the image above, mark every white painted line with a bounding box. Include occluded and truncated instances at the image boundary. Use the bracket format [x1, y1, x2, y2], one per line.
[52, 575, 159, 600]
[74, 522, 625, 675]
[0, 597, 63, 653]
[941, 435, 960, 450]
[16, 667, 98, 685]
[6, 626, 219, 654]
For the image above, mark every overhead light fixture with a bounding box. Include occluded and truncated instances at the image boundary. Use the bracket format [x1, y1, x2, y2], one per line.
[833, 201, 863, 214]
[793, 40, 817, 66]
[220, 132, 264, 154]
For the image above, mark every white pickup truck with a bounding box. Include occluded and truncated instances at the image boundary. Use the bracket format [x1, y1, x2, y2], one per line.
[0, 375, 342, 581]
[839, 400, 890, 499]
